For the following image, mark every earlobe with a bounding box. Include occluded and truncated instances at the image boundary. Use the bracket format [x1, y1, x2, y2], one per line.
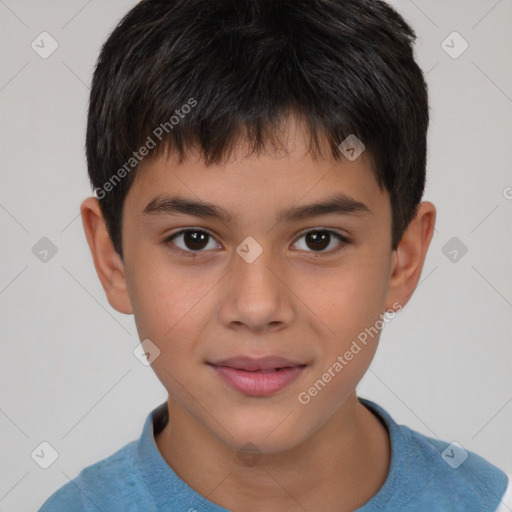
[80, 197, 133, 315]
[385, 201, 436, 311]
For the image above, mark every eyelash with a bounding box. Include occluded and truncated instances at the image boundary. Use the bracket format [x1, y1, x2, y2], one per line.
[163, 228, 350, 259]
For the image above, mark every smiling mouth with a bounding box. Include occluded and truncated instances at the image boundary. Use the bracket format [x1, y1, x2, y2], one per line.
[208, 363, 307, 396]
[208, 355, 307, 372]
[219, 367, 300, 373]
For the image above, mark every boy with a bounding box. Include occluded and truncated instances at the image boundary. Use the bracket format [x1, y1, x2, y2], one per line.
[39, 0, 511, 510]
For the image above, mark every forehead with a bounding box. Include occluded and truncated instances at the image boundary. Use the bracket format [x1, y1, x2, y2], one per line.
[124, 120, 388, 226]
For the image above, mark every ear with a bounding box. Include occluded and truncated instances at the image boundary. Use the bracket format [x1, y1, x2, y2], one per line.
[385, 201, 436, 311]
[80, 197, 133, 314]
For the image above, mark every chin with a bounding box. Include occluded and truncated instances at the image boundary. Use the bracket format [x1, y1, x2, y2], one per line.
[218, 414, 314, 457]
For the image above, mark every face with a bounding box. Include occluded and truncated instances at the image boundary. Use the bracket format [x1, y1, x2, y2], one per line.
[116, 124, 399, 454]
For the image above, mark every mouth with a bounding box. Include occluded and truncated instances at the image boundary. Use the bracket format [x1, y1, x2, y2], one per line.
[208, 356, 307, 396]
[209, 355, 306, 372]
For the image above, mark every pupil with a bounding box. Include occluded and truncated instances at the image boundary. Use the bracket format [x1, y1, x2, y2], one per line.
[307, 231, 329, 251]
[185, 231, 208, 250]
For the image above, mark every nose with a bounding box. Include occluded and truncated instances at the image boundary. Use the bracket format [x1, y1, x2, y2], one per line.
[217, 241, 295, 333]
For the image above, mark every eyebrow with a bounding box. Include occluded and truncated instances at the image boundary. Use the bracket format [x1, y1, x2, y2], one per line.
[142, 193, 371, 224]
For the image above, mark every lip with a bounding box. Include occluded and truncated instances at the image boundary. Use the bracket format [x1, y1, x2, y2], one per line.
[209, 355, 305, 372]
[208, 356, 307, 397]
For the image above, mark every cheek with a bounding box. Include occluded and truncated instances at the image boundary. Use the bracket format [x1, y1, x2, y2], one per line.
[295, 260, 390, 418]
[126, 258, 214, 357]
[303, 251, 391, 396]
[311, 252, 390, 334]
[128, 269, 210, 391]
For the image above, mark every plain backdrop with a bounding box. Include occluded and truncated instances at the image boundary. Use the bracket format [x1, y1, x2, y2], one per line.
[0, 0, 511, 510]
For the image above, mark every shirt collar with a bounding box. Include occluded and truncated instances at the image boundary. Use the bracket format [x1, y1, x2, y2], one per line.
[135, 397, 432, 511]
[136, 401, 230, 511]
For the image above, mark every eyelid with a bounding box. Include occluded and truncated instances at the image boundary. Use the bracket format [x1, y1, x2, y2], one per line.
[294, 226, 349, 240]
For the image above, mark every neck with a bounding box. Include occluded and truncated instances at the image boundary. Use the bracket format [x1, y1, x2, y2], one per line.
[155, 392, 391, 512]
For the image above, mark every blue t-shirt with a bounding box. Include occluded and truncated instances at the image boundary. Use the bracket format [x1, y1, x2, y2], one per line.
[38, 397, 509, 511]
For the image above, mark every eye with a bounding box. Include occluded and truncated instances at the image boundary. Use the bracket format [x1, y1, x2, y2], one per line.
[164, 227, 349, 259]
[165, 229, 221, 257]
[292, 229, 349, 255]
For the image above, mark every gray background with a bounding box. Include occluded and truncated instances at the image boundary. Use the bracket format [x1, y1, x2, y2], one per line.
[0, 0, 511, 510]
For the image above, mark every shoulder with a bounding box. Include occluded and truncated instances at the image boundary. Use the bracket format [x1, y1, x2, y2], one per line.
[359, 398, 509, 512]
[38, 440, 153, 512]
[396, 423, 508, 511]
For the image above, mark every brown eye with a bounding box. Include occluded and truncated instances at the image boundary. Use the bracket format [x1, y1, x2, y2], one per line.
[293, 229, 349, 254]
[166, 229, 221, 256]
[305, 231, 330, 251]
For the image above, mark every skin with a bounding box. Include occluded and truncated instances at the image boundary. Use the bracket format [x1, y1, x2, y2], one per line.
[81, 117, 436, 512]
